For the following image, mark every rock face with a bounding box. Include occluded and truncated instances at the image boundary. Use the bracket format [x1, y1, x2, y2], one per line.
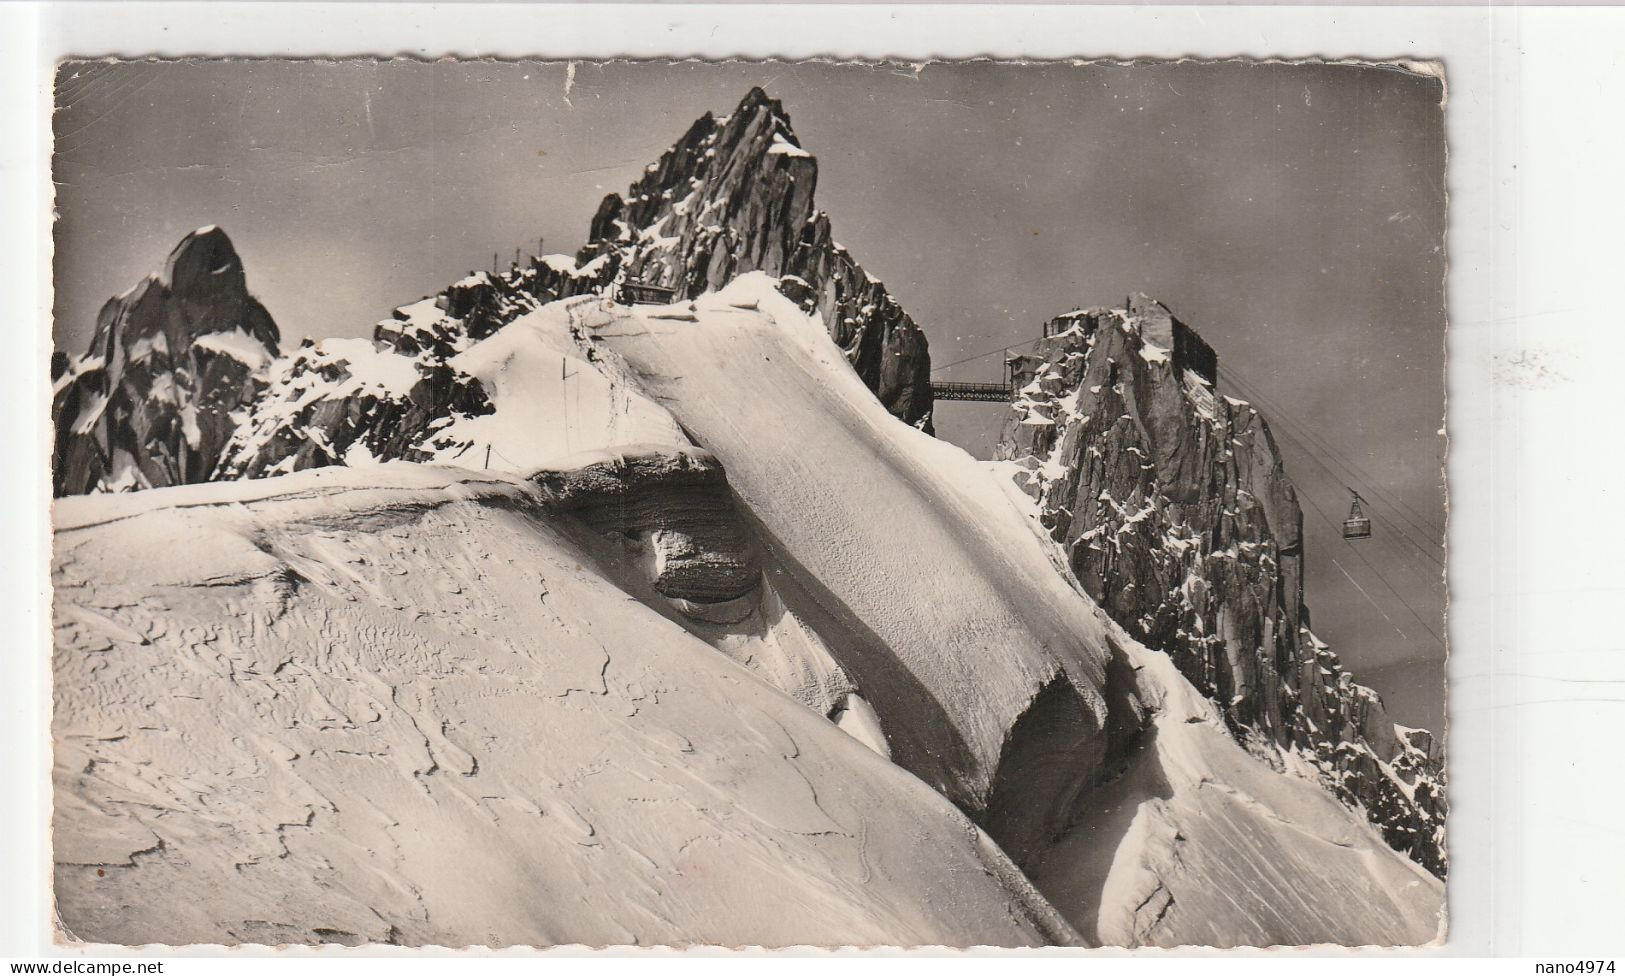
[51, 227, 279, 495]
[531, 446, 762, 606]
[218, 88, 936, 478]
[995, 294, 1446, 876]
[579, 87, 934, 430]
[215, 336, 493, 480]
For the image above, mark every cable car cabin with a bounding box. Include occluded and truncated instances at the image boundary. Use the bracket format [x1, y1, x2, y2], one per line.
[619, 281, 679, 306]
[1343, 490, 1373, 540]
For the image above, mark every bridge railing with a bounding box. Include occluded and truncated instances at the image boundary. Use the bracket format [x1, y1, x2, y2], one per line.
[930, 380, 1013, 403]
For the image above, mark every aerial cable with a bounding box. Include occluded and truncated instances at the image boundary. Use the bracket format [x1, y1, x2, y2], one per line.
[931, 336, 1041, 374]
[1220, 366, 1445, 540]
[1237, 399, 1447, 576]
[1338, 523, 1445, 646]
[1218, 364, 1441, 534]
[1331, 557, 1408, 642]
[1215, 368, 1443, 558]
[1298, 470, 1445, 647]
[1291, 468, 1446, 646]
[1218, 369, 1449, 562]
[1220, 363, 1446, 539]
[1249, 422, 1447, 586]
[1236, 385, 1448, 551]
[1266, 424, 1448, 590]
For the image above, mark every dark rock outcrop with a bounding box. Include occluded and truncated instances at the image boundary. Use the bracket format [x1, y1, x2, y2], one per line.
[51, 227, 279, 495]
[215, 338, 493, 480]
[996, 295, 1446, 876]
[580, 87, 935, 430]
[531, 446, 762, 606]
[219, 259, 618, 479]
[373, 259, 618, 360]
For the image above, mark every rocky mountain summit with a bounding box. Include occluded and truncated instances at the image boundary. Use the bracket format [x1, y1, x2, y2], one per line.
[232, 87, 934, 486]
[51, 227, 279, 495]
[578, 87, 933, 429]
[53, 89, 933, 497]
[995, 294, 1445, 875]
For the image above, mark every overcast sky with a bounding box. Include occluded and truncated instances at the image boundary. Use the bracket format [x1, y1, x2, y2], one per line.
[52, 59, 1448, 730]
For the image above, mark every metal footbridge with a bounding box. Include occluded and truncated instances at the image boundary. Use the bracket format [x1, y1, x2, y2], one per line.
[930, 380, 1014, 402]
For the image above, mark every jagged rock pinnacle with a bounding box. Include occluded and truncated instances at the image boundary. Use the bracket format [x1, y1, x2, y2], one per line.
[579, 88, 934, 429]
[51, 226, 280, 496]
[998, 296, 1446, 876]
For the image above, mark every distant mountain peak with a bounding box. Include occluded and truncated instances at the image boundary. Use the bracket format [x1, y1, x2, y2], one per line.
[160, 225, 246, 295]
[51, 225, 279, 496]
[579, 88, 932, 428]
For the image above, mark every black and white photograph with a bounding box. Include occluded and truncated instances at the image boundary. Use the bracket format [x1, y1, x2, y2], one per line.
[44, 56, 1451, 949]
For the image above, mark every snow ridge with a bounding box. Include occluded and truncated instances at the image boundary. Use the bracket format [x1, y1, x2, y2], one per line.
[52, 279, 1444, 947]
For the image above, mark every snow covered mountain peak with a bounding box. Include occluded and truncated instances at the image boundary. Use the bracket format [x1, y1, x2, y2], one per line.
[996, 295, 1446, 877]
[51, 226, 280, 496]
[580, 87, 934, 428]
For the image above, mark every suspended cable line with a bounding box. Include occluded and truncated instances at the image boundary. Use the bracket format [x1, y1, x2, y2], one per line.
[1231, 393, 1447, 576]
[1220, 365, 1445, 542]
[1218, 369, 1445, 572]
[1261, 409, 1448, 551]
[1218, 369, 1449, 568]
[1219, 363, 1446, 539]
[1339, 526, 1445, 646]
[930, 336, 1042, 374]
[1290, 467, 1445, 646]
[1300, 479, 1444, 648]
[1331, 557, 1408, 641]
[1284, 445, 1449, 600]
[1218, 365, 1435, 528]
[1272, 435, 1447, 594]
